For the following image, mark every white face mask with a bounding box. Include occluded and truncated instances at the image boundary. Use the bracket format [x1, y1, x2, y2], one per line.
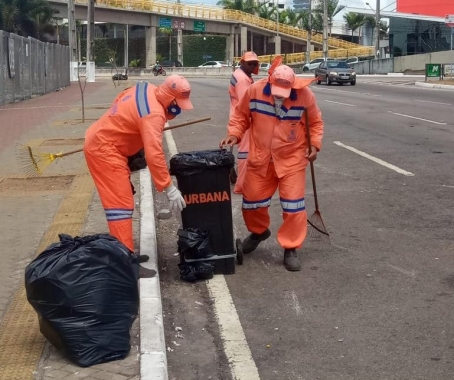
[273, 96, 284, 112]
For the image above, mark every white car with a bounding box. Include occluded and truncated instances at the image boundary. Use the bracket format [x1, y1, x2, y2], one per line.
[198, 61, 229, 68]
[302, 58, 334, 72]
[259, 62, 271, 71]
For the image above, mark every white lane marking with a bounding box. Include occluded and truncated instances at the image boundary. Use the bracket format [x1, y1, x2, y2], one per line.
[414, 100, 451, 106]
[314, 87, 382, 97]
[387, 264, 416, 278]
[208, 276, 261, 380]
[333, 141, 415, 176]
[388, 111, 447, 125]
[165, 129, 260, 380]
[290, 291, 303, 316]
[324, 100, 356, 107]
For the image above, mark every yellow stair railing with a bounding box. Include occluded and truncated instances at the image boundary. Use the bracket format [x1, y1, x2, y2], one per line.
[79, 0, 374, 63]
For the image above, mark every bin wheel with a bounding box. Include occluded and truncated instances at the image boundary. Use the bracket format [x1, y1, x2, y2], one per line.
[235, 238, 243, 265]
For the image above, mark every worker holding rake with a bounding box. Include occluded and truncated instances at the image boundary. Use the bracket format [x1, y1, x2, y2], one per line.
[84, 75, 191, 265]
[220, 65, 324, 271]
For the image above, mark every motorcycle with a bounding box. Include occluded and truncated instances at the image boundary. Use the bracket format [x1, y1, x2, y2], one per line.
[152, 66, 166, 76]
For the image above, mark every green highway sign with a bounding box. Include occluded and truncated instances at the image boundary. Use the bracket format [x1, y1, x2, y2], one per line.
[425, 63, 441, 78]
[159, 17, 172, 29]
[194, 21, 206, 32]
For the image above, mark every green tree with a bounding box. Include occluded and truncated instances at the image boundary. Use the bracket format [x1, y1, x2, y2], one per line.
[0, 0, 57, 40]
[255, 1, 274, 19]
[314, 0, 346, 36]
[216, 0, 256, 14]
[343, 12, 366, 41]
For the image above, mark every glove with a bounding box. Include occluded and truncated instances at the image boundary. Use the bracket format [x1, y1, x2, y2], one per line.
[165, 184, 186, 213]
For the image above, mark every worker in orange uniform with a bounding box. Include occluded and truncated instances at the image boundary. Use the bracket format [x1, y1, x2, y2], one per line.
[84, 75, 192, 266]
[220, 65, 324, 271]
[228, 51, 259, 193]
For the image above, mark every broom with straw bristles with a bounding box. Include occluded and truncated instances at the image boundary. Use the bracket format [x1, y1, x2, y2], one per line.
[16, 116, 211, 177]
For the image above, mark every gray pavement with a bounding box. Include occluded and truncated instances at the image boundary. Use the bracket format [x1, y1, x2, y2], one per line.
[158, 76, 454, 380]
[1, 74, 454, 380]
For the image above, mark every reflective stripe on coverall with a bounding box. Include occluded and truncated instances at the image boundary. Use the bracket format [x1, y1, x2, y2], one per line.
[228, 78, 324, 249]
[229, 67, 254, 194]
[84, 82, 172, 251]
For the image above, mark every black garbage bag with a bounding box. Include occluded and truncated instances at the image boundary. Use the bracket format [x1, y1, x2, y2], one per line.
[112, 73, 128, 80]
[177, 228, 213, 260]
[178, 261, 215, 282]
[177, 228, 215, 282]
[128, 149, 147, 172]
[169, 149, 235, 177]
[25, 234, 139, 367]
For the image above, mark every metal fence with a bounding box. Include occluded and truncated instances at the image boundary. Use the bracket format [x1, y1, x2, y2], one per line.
[0, 31, 70, 106]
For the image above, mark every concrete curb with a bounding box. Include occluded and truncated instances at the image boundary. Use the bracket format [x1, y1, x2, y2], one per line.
[139, 169, 168, 380]
[415, 81, 454, 90]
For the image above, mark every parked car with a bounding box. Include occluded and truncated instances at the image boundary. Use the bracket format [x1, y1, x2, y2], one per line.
[259, 62, 271, 71]
[344, 56, 359, 66]
[160, 60, 182, 67]
[198, 61, 229, 68]
[302, 58, 334, 72]
[315, 60, 356, 85]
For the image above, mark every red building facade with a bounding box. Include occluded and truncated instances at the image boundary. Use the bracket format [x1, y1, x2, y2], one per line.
[396, 0, 454, 18]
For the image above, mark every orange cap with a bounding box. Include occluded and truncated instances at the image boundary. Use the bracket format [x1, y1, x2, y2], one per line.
[269, 65, 295, 98]
[241, 51, 259, 62]
[162, 75, 193, 110]
[240, 51, 259, 74]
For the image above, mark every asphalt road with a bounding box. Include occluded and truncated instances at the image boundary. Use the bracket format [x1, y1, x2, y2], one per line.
[155, 76, 454, 380]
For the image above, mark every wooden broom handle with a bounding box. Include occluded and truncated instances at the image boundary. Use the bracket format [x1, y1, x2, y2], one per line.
[58, 117, 212, 158]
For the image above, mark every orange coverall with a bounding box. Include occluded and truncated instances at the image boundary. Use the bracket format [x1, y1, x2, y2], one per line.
[229, 67, 254, 194]
[227, 78, 324, 249]
[84, 82, 172, 252]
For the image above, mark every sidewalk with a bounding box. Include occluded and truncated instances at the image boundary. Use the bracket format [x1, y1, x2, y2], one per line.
[0, 78, 163, 380]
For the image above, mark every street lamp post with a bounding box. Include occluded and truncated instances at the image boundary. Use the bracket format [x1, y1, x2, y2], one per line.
[323, 0, 328, 60]
[366, 1, 381, 59]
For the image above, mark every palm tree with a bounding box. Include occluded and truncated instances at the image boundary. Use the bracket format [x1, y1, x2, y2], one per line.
[216, 0, 256, 14]
[314, 0, 346, 36]
[299, 10, 323, 35]
[343, 12, 366, 42]
[0, 0, 58, 40]
[255, 1, 275, 19]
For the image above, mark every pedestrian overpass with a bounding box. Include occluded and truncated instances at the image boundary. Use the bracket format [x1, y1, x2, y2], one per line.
[51, 0, 374, 66]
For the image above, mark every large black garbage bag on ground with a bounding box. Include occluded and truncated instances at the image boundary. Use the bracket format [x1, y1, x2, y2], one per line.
[25, 234, 139, 367]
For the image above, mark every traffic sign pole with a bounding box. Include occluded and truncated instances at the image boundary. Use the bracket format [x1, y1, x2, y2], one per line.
[445, 14, 454, 80]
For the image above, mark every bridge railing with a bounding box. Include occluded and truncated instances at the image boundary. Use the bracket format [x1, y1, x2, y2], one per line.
[238, 46, 375, 65]
[88, 0, 365, 51]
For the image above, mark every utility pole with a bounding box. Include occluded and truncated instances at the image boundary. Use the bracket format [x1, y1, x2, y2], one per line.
[86, 0, 95, 82]
[375, 0, 380, 59]
[323, 0, 328, 60]
[68, 0, 77, 80]
[87, 0, 95, 62]
[306, 0, 312, 63]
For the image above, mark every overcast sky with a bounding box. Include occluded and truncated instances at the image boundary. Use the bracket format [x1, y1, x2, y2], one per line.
[194, 0, 397, 19]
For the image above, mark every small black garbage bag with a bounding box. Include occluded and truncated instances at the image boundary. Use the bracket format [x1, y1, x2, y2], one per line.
[178, 261, 215, 282]
[177, 228, 215, 282]
[177, 228, 213, 260]
[25, 234, 139, 367]
[128, 149, 147, 172]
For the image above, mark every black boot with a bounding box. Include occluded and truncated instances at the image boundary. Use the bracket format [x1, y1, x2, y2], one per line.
[139, 266, 157, 278]
[284, 249, 301, 271]
[138, 254, 150, 263]
[242, 229, 271, 254]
